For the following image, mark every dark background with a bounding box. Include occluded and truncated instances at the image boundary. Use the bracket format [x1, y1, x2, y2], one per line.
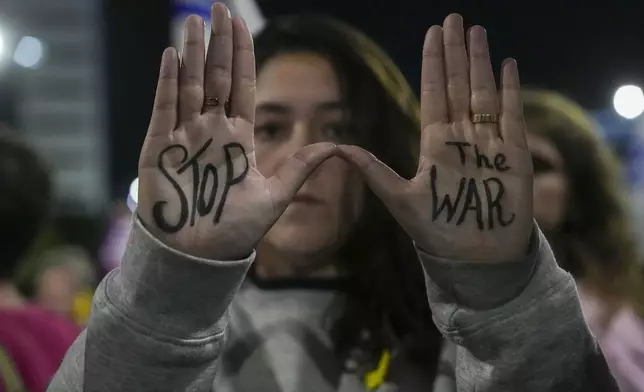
[105, 0, 644, 199]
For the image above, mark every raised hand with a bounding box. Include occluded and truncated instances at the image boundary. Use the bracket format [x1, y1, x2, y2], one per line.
[137, 3, 336, 260]
[339, 15, 533, 263]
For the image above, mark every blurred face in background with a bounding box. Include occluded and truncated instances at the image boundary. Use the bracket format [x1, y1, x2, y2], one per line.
[36, 266, 75, 317]
[527, 132, 569, 230]
[35, 247, 96, 322]
[254, 53, 365, 273]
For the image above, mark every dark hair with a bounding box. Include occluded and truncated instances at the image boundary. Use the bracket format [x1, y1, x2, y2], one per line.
[254, 16, 441, 372]
[0, 127, 52, 280]
[522, 90, 641, 305]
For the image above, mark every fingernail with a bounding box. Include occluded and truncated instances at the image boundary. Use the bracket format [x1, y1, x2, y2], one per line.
[214, 3, 231, 19]
[225, 5, 232, 18]
[166, 47, 176, 61]
[189, 15, 203, 28]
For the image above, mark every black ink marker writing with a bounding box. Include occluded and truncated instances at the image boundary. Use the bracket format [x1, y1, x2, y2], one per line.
[444, 141, 510, 172]
[445, 141, 470, 166]
[429, 164, 515, 230]
[152, 139, 249, 233]
[153, 144, 191, 234]
[482, 177, 515, 229]
[456, 178, 484, 229]
[430, 165, 466, 222]
[215, 143, 249, 223]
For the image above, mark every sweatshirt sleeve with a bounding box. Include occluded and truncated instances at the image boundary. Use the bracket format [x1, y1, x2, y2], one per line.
[47, 218, 254, 392]
[418, 224, 620, 391]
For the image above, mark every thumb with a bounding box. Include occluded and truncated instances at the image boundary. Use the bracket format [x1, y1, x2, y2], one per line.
[268, 142, 338, 203]
[336, 145, 407, 201]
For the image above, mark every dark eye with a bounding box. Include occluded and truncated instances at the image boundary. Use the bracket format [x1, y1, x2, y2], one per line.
[322, 122, 353, 142]
[532, 155, 556, 174]
[255, 122, 285, 141]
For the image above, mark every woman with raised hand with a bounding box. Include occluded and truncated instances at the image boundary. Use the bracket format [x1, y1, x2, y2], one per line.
[48, 3, 618, 391]
[523, 89, 644, 392]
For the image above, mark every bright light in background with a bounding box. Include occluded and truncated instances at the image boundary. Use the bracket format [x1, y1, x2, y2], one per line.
[127, 178, 139, 212]
[234, 0, 266, 35]
[613, 85, 644, 120]
[0, 27, 5, 63]
[171, 0, 265, 51]
[13, 36, 43, 69]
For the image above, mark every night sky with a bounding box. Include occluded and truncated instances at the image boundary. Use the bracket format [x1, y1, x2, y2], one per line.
[105, 0, 644, 197]
[259, 0, 644, 110]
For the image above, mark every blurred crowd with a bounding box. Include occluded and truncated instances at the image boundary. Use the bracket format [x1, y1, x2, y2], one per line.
[0, 131, 132, 390]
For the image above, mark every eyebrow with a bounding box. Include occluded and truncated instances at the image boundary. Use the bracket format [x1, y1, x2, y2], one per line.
[255, 103, 290, 114]
[530, 152, 563, 168]
[315, 101, 344, 114]
[255, 101, 345, 115]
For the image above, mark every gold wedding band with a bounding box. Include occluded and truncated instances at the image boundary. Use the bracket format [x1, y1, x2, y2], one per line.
[471, 113, 498, 124]
[204, 97, 230, 111]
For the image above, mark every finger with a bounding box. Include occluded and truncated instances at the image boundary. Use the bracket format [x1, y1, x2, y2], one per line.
[468, 26, 499, 139]
[420, 25, 448, 130]
[229, 17, 256, 124]
[204, 3, 234, 115]
[268, 143, 338, 205]
[443, 14, 470, 121]
[499, 58, 527, 147]
[336, 145, 407, 202]
[178, 15, 206, 123]
[149, 48, 179, 137]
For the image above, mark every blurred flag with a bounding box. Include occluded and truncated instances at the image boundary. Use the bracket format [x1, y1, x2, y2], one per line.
[594, 109, 644, 188]
[98, 204, 133, 274]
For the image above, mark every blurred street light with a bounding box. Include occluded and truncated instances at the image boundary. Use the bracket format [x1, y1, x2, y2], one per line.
[13, 36, 43, 69]
[614, 85, 644, 120]
[0, 27, 6, 64]
[127, 177, 138, 212]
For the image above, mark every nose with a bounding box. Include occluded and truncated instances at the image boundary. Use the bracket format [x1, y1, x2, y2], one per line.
[276, 121, 322, 158]
[291, 120, 323, 148]
[257, 120, 327, 178]
[281, 121, 330, 180]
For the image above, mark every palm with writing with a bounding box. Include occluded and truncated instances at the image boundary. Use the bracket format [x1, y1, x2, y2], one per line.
[340, 15, 533, 263]
[137, 4, 336, 260]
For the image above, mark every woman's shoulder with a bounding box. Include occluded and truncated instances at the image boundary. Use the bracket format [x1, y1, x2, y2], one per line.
[599, 306, 644, 392]
[605, 306, 644, 348]
[576, 284, 621, 338]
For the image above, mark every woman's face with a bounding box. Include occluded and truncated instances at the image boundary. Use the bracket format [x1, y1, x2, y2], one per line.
[254, 53, 365, 257]
[527, 132, 569, 230]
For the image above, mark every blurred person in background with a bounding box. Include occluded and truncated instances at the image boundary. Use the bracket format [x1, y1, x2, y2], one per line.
[524, 89, 644, 391]
[0, 128, 80, 392]
[49, 4, 619, 392]
[97, 202, 133, 274]
[35, 245, 97, 326]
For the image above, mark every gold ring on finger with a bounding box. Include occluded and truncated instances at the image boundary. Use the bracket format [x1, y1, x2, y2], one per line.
[204, 97, 230, 110]
[471, 113, 499, 124]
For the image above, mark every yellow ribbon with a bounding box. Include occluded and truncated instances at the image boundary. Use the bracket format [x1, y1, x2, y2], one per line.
[72, 291, 93, 325]
[0, 345, 25, 392]
[364, 350, 391, 390]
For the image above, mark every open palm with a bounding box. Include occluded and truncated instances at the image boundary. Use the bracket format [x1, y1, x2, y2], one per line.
[340, 15, 533, 263]
[137, 4, 335, 260]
